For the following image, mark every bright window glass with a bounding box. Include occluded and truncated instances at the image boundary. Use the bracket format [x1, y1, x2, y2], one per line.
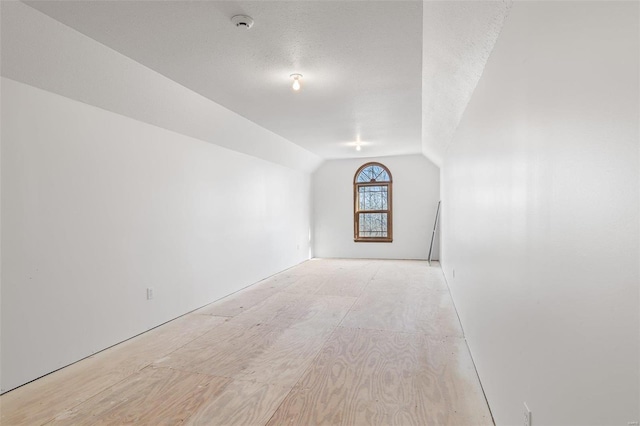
[354, 163, 392, 242]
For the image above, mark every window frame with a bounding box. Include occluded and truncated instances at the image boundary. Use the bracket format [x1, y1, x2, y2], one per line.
[353, 162, 393, 243]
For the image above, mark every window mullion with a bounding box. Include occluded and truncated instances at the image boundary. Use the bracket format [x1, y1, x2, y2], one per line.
[353, 162, 393, 243]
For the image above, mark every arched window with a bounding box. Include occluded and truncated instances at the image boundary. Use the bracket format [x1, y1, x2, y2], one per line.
[354, 162, 393, 242]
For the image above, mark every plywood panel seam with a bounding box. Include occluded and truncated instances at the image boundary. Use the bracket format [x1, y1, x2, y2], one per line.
[263, 387, 296, 426]
[158, 365, 237, 382]
[334, 265, 379, 330]
[37, 370, 141, 426]
[440, 266, 466, 339]
[334, 324, 465, 338]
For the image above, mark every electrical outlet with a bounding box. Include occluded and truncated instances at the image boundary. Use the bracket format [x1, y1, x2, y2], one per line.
[146, 288, 154, 300]
[523, 403, 531, 426]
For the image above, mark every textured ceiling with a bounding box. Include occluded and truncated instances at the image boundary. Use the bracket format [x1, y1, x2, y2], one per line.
[24, 0, 510, 165]
[422, 0, 511, 166]
[25, 0, 423, 160]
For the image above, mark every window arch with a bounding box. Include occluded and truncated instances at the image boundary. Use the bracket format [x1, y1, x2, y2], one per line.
[354, 162, 393, 242]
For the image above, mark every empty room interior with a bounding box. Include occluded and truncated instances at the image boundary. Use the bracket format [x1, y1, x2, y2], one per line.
[1, 1, 638, 425]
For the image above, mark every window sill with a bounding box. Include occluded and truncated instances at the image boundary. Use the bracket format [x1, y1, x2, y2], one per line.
[354, 238, 393, 243]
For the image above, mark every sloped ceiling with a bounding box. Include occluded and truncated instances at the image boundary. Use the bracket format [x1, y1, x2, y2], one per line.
[422, 0, 511, 166]
[23, 0, 510, 166]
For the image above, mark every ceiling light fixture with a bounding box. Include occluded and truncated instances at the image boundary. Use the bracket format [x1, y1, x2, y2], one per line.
[231, 15, 254, 29]
[356, 144, 362, 151]
[290, 73, 302, 91]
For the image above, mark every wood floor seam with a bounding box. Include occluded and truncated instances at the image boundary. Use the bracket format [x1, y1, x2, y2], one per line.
[39, 367, 144, 426]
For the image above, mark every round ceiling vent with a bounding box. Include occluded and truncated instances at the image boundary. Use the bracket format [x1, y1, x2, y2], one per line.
[231, 15, 254, 29]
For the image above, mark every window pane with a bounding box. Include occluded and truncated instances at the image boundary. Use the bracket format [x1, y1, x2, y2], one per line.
[358, 185, 388, 210]
[358, 213, 388, 237]
[356, 165, 390, 183]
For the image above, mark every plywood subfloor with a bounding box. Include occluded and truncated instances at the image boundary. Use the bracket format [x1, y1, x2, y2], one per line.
[1, 259, 492, 425]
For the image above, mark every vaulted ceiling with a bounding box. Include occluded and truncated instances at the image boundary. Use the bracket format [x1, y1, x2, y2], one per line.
[24, 0, 510, 166]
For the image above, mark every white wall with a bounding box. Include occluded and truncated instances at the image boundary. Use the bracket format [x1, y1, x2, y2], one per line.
[0, 2, 318, 393]
[441, 2, 639, 425]
[1, 78, 312, 393]
[313, 155, 439, 259]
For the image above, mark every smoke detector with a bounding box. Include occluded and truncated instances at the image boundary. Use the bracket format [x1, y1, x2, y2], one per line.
[231, 15, 254, 29]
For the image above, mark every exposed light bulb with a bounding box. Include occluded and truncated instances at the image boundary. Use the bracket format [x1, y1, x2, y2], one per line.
[356, 145, 362, 151]
[290, 73, 302, 91]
